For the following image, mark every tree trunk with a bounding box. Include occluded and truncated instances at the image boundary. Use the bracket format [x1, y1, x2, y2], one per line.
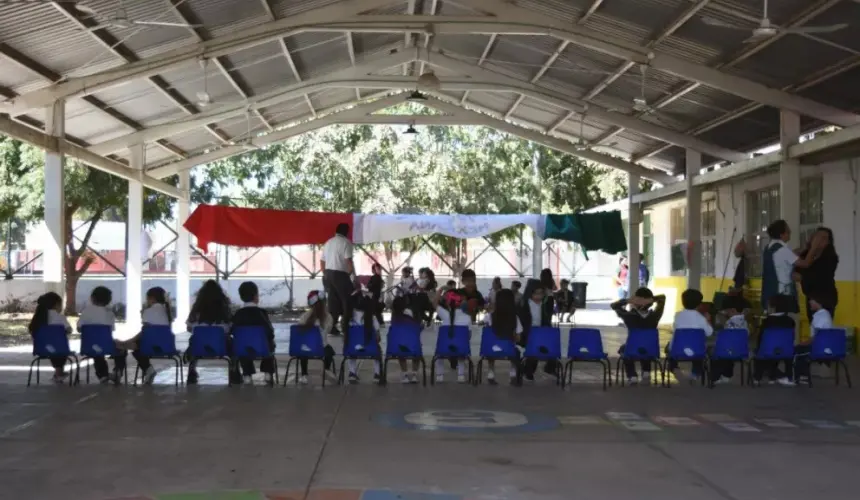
[63, 271, 78, 316]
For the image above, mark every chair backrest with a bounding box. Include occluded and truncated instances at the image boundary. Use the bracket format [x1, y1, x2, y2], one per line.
[435, 325, 471, 358]
[712, 328, 750, 360]
[622, 329, 660, 359]
[138, 325, 178, 357]
[231, 326, 273, 358]
[343, 325, 381, 357]
[479, 326, 519, 359]
[79, 324, 116, 357]
[667, 328, 707, 360]
[288, 325, 325, 358]
[810, 328, 847, 359]
[385, 323, 423, 357]
[523, 326, 562, 360]
[189, 325, 229, 358]
[756, 328, 795, 359]
[32, 325, 72, 358]
[567, 328, 605, 360]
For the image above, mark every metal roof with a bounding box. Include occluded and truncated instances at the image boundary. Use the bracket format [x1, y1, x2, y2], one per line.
[0, 0, 859, 183]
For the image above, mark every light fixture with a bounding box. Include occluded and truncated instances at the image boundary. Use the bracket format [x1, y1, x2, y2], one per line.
[406, 90, 427, 102]
[417, 69, 441, 90]
[404, 124, 418, 135]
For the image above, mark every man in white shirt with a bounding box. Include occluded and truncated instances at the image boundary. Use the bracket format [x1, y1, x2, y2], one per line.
[320, 223, 355, 337]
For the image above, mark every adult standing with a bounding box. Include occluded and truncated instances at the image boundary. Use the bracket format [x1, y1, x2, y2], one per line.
[614, 256, 629, 299]
[799, 227, 839, 321]
[321, 223, 355, 337]
[760, 220, 821, 317]
[368, 263, 385, 326]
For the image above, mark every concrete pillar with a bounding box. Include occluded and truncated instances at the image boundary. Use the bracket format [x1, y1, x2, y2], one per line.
[176, 170, 191, 328]
[779, 110, 801, 241]
[532, 229, 543, 279]
[627, 174, 640, 293]
[685, 149, 703, 290]
[126, 144, 144, 330]
[43, 100, 65, 295]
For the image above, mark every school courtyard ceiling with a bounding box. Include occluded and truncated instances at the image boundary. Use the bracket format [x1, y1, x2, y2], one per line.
[2, 0, 860, 190]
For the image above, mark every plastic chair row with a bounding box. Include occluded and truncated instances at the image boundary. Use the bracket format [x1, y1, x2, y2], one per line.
[28, 325, 277, 387]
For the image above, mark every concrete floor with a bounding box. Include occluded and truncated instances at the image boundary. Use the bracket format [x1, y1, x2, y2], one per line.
[2, 310, 859, 500]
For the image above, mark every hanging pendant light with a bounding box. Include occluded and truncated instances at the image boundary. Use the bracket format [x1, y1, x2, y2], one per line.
[417, 69, 441, 90]
[406, 90, 427, 102]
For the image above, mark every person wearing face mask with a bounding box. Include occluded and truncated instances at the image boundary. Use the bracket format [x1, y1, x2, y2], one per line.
[412, 267, 437, 325]
[395, 267, 416, 298]
[611, 287, 666, 385]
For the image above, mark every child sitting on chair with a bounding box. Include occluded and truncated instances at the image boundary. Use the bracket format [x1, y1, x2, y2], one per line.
[231, 281, 276, 386]
[77, 286, 119, 384]
[28, 292, 72, 383]
[118, 286, 172, 385]
[346, 289, 382, 384]
[789, 293, 835, 384]
[296, 290, 336, 385]
[668, 289, 712, 384]
[752, 294, 795, 386]
[391, 296, 422, 384]
[710, 294, 748, 385]
[518, 278, 555, 382]
[555, 279, 576, 323]
[611, 287, 667, 385]
[435, 286, 474, 384]
[485, 288, 523, 385]
[185, 279, 232, 385]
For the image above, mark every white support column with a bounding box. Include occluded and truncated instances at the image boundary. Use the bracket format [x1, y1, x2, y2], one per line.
[175, 170, 191, 328]
[627, 174, 641, 293]
[43, 100, 65, 295]
[532, 149, 543, 278]
[126, 144, 144, 331]
[685, 149, 702, 291]
[780, 110, 801, 243]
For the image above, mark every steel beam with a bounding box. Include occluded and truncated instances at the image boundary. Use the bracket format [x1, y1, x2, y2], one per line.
[423, 51, 748, 162]
[148, 92, 403, 178]
[418, 0, 440, 75]
[460, 33, 496, 105]
[404, 0, 418, 75]
[88, 48, 413, 155]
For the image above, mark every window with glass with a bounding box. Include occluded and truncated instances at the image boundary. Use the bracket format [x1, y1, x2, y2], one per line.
[746, 186, 780, 278]
[642, 213, 654, 273]
[701, 199, 717, 276]
[799, 176, 823, 246]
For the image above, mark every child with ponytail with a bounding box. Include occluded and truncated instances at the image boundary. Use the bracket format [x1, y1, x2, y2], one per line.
[28, 292, 72, 383]
[117, 286, 173, 384]
[345, 289, 382, 384]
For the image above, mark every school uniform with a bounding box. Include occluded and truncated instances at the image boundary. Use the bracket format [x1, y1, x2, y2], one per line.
[485, 313, 523, 379]
[789, 308, 834, 381]
[185, 314, 231, 382]
[296, 310, 336, 376]
[120, 303, 172, 377]
[346, 309, 382, 378]
[42, 310, 73, 371]
[518, 298, 557, 379]
[230, 302, 276, 376]
[77, 304, 117, 380]
[752, 313, 795, 382]
[612, 297, 666, 380]
[367, 274, 385, 325]
[712, 314, 748, 381]
[667, 309, 713, 377]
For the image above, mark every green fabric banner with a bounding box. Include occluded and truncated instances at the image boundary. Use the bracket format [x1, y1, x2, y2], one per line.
[543, 211, 628, 256]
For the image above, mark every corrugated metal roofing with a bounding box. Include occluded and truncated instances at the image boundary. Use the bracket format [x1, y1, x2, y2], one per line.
[0, 0, 857, 178]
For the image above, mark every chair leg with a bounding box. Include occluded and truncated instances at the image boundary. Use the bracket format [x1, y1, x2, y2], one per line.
[420, 358, 427, 387]
[601, 359, 610, 391]
[338, 358, 347, 385]
[85, 358, 90, 385]
[475, 359, 483, 386]
[27, 358, 40, 387]
[564, 360, 573, 388]
[615, 358, 623, 386]
[430, 356, 438, 386]
[284, 358, 293, 386]
[71, 355, 80, 386]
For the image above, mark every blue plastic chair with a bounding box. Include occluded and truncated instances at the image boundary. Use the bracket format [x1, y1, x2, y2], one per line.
[807, 328, 851, 388]
[475, 326, 521, 385]
[750, 327, 795, 387]
[431, 325, 473, 385]
[79, 324, 126, 385]
[188, 325, 232, 385]
[708, 328, 750, 387]
[284, 325, 334, 386]
[663, 328, 708, 388]
[339, 324, 382, 385]
[523, 326, 563, 386]
[565, 328, 610, 390]
[134, 325, 183, 386]
[28, 325, 79, 387]
[615, 328, 663, 386]
[383, 322, 426, 386]
[231, 326, 279, 386]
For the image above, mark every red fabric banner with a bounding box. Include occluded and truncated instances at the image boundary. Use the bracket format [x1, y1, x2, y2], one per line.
[184, 205, 353, 251]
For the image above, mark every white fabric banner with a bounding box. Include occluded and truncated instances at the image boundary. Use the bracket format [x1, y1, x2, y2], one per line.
[353, 214, 544, 244]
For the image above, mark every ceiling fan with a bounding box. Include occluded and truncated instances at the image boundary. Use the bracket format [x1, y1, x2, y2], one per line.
[701, 0, 848, 43]
[235, 108, 261, 151]
[572, 106, 617, 152]
[75, 0, 202, 31]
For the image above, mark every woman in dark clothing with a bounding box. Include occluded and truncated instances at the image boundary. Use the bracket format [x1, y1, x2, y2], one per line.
[799, 227, 839, 322]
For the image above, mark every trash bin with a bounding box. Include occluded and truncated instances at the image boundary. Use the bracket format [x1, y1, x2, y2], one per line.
[571, 281, 588, 308]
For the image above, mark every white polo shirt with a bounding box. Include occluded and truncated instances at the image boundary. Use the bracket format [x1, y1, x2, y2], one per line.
[810, 308, 834, 338]
[321, 234, 353, 273]
[767, 241, 798, 294]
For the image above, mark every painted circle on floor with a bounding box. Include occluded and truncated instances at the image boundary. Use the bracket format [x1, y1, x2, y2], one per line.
[374, 409, 559, 433]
